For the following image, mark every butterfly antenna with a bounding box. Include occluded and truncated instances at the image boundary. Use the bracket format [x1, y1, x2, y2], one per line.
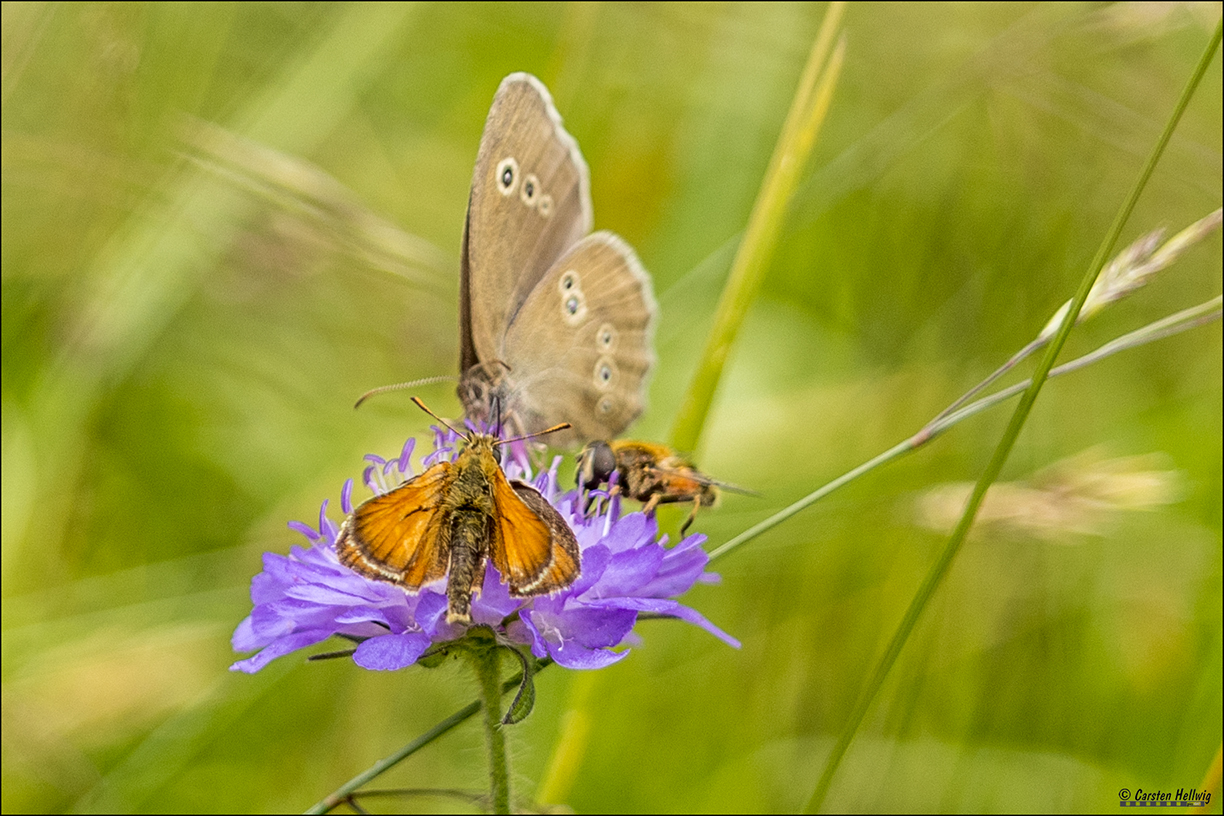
[498, 423, 572, 446]
[410, 397, 468, 439]
[354, 376, 457, 409]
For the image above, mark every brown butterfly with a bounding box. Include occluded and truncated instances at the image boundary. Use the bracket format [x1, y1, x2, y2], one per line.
[457, 72, 657, 447]
[576, 440, 755, 535]
[336, 399, 580, 624]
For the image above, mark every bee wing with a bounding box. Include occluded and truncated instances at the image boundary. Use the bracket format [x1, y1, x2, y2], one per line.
[644, 465, 758, 496]
[490, 473, 580, 596]
[336, 463, 453, 589]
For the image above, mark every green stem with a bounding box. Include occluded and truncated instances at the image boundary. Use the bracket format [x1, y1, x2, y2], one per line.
[472, 644, 510, 815]
[803, 18, 1222, 813]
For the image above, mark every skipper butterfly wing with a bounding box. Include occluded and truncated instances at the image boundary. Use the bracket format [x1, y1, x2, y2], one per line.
[337, 463, 453, 589]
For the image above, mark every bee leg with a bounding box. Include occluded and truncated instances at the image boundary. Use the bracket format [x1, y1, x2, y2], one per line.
[642, 494, 661, 517]
[680, 497, 701, 536]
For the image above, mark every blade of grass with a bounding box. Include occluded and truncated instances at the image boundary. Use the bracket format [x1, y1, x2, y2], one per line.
[804, 19, 1222, 812]
[669, 2, 845, 454]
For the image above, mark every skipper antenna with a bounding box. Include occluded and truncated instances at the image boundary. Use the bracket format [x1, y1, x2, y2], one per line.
[498, 423, 572, 446]
[410, 397, 468, 439]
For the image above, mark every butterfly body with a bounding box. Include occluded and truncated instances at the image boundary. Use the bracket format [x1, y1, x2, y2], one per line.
[458, 73, 657, 447]
[337, 432, 580, 624]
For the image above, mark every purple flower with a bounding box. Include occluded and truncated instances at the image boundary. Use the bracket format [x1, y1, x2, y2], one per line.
[231, 427, 738, 674]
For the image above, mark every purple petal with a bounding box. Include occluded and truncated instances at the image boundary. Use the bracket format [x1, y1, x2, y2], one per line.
[547, 642, 630, 669]
[564, 545, 611, 597]
[526, 605, 637, 651]
[341, 479, 354, 514]
[471, 567, 525, 623]
[397, 437, 416, 475]
[588, 546, 665, 597]
[320, 515, 340, 542]
[519, 605, 633, 668]
[315, 500, 332, 539]
[287, 520, 320, 541]
[599, 511, 657, 555]
[659, 604, 741, 649]
[231, 615, 259, 651]
[353, 632, 432, 671]
[282, 581, 394, 607]
[636, 546, 710, 598]
[414, 590, 452, 638]
[229, 630, 333, 674]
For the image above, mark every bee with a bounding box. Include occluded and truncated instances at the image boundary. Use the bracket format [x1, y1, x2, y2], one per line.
[336, 399, 579, 624]
[576, 440, 753, 534]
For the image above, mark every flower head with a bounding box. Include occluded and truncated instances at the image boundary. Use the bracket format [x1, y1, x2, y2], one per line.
[231, 427, 738, 673]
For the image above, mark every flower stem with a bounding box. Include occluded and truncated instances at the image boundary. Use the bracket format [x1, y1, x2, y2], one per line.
[471, 642, 510, 814]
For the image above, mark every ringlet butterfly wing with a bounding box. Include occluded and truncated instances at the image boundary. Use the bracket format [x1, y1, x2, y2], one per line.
[458, 73, 657, 447]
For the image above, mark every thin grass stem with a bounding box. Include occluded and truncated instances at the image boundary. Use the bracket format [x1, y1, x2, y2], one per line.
[929, 208, 1221, 429]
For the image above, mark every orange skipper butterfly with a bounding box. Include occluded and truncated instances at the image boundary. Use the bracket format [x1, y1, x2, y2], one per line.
[337, 399, 580, 624]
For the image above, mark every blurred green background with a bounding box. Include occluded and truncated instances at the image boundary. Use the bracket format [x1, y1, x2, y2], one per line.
[3, 3, 1220, 813]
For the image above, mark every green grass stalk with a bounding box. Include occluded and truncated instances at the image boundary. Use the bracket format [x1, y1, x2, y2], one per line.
[670, 2, 845, 454]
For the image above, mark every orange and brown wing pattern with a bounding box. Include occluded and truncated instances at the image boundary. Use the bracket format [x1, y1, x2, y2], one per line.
[489, 472, 580, 595]
[336, 463, 453, 589]
[512, 482, 580, 594]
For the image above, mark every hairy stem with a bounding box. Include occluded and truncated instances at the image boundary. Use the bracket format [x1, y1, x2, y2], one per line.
[472, 644, 510, 814]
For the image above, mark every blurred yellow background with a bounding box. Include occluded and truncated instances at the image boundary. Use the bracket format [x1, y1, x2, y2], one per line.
[2, 3, 1220, 812]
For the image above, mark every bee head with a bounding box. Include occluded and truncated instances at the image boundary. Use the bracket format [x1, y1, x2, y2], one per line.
[577, 440, 618, 490]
